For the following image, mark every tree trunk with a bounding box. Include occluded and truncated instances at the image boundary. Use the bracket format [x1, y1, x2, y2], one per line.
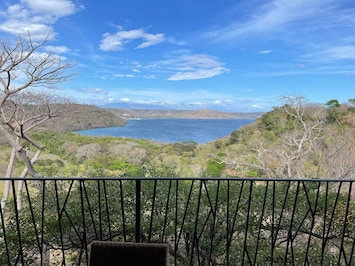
[0, 123, 38, 177]
[17, 149, 42, 210]
[1, 148, 16, 214]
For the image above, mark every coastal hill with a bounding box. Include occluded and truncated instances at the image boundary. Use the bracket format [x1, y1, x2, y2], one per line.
[43, 104, 126, 132]
[42, 104, 263, 132]
[107, 108, 262, 120]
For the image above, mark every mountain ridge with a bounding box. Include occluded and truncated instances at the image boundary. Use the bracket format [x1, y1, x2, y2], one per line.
[107, 108, 263, 119]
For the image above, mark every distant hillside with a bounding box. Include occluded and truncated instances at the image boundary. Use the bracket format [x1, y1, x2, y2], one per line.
[43, 104, 127, 132]
[107, 108, 263, 119]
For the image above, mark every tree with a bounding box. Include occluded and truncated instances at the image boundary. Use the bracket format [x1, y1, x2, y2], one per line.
[325, 99, 345, 124]
[276, 96, 326, 177]
[347, 98, 355, 113]
[325, 99, 340, 109]
[222, 95, 327, 178]
[0, 34, 74, 212]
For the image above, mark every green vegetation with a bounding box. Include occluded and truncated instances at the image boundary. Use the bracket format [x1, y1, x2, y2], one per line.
[1, 96, 355, 179]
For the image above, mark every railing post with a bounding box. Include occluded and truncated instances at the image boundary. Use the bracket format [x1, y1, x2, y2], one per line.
[135, 179, 141, 243]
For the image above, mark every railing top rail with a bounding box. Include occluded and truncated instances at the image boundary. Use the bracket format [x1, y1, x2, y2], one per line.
[0, 176, 354, 182]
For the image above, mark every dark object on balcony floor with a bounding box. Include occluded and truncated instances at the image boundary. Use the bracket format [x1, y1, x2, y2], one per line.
[89, 241, 169, 266]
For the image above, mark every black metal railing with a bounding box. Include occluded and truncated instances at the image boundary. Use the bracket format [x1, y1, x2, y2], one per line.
[1, 177, 355, 265]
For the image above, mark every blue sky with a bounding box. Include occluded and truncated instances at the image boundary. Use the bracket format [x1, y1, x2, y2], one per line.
[1, 0, 355, 112]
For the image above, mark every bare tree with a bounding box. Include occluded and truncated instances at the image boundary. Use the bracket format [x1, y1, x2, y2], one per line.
[276, 95, 326, 178]
[0, 34, 74, 212]
[222, 95, 327, 178]
[4, 91, 73, 209]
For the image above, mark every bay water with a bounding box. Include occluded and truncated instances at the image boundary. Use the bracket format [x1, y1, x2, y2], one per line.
[77, 118, 254, 144]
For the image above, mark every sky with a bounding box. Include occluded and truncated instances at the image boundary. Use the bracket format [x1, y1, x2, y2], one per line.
[0, 0, 355, 112]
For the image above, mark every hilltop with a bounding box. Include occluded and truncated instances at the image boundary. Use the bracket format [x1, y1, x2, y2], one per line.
[107, 108, 262, 119]
[42, 104, 127, 132]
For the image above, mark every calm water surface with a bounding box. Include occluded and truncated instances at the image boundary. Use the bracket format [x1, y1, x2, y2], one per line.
[77, 118, 254, 143]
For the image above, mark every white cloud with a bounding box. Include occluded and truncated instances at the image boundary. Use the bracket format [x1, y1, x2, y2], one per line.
[214, 100, 233, 105]
[135, 99, 164, 105]
[205, 0, 353, 43]
[84, 88, 108, 95]
[44, 45, 70, 54]
[106, 50, 228, 81]
[21, 0, 81, 17]
[119, 97, 130, 102]
[168, 68, 226, 81]
[114, 74, 135, 78]
[259, 50, 272, 54]
[187, 102, 205, 106]
[0, 19, 54, 39]
[99, 29, 165, 51]
[5, 4, 30, 19]
[107, 88, 232, 103]
[137, 32, 165, 49]
[251, 0, 329, 30]
[0, 0, 82, 38]
[165, 54, 229, 81]
[166, 37, 186, 45]
[307, 45, 355, 61]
